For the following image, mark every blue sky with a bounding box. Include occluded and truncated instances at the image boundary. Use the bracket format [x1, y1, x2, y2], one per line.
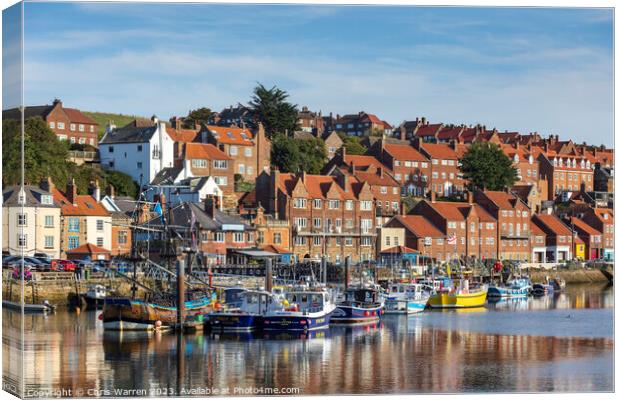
[8, 3, 615, 145]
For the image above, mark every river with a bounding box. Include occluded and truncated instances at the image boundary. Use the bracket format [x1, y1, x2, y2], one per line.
[2, 283, 613, 396]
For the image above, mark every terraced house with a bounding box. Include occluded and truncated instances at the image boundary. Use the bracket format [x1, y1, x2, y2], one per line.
[254, 170, 376, 263]
[50, 179, 112, 259]
[2, 183, 61, 259]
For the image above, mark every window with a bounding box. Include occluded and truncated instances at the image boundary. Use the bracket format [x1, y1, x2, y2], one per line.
[233, 232, 244, 243]
[432, 159, 439, 165]
[421, 162, 428, 168]
[247, 167, 253, 175]
[394, 236, 399, 246]
[44, 215, 54, 227]
[244, 147, 252, 157]
[229, 146, 238, 156]
[361, 219, 373, 232]
[294, 198, 307, 208]
[18, 234, 27, 247]
[96, 219, 104, 231]
[137, 144, 142, 152]
[294, 237, 307, 246]
[360, 201, 372, 211]
[70, 137, 76, 144]
[213, 160, 228, 169]
[58, 135, 67, 141]
[395, 161, 401, 167]
[313, 199, 322, 209]
[437, 238, 444, 245]
[361, 237, 372, 246]
[215, 232, 225, 242]
[385, 236, 391, 246]
[108, 146, 114, 153]
[137, 162, 142, 169]
[294, 218, 307, 228]
[69, 123, 76, 131]
[314, 218, 322, 228]
[57, 122, 65, 130]
[395, 173, 402, 180]
[345, 200, 353, 210]
[441, 159, 447, 166]
[96, 237, 104, 247]
[68, 236, 79, 249]
[44, 236, 54, 249]
[49, 122, 55, 129]
[346, 219, 354, 228]
[313, 237, 321, 246]
[393, 187, 398, 194]
[328, 200, 340, 209]
[192, 159, 207, 168]
[392, 202, 399, 210]
[17, 213, 27, 226]
[214, 176, 228, 186]
[78, 138, 85, 144]
[380, 186, 387, 194]
[274, 233, 282, 244]
[79, 124, 84, 132]
[448, 221, 457, 229]
[238, 164, 245, 174]
[90, 126, 94, 133]
[345, 237, 353, 246]
[118, 230, 128, 244]
[68, 217, 80, 232]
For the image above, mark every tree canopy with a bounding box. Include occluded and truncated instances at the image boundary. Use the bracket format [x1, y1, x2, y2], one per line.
[337, 133, 367, 155]
[248, 83, 299, 138]
[459, 142, 518, 191]
[183, 107, 212, 129]
[271, 134, 326, 174]
[2, 117, 138, 197]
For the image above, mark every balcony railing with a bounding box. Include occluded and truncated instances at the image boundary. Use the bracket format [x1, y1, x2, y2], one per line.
[68, 151, 98, 161]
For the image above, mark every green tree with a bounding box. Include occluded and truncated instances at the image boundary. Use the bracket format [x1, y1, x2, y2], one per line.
[338, 134, 367, 155]
[270, 134, 326, 174]
[183, 107, 212, 128]
[248, 83, 299, 138]
[459, 142, 518, 191]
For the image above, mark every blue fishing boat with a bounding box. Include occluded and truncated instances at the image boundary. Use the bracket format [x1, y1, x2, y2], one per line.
[332, 286, 383, 323]
[383, 283, 430, 314]
[263, 290, 336, 331]
[209, 290, 277, 331]
[487, 277, 532, 299]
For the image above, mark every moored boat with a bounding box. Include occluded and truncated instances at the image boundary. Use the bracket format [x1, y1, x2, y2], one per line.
[383, 282, 430, 314]
[332, 286, 383, 323]
[530, 283, 554, 297]
[487, 277, 532, 299]
[84, 284, 108, 310]
[428, 280, 487, 309]
[263, 290, 336, 331]
[209, 290, 278, 331]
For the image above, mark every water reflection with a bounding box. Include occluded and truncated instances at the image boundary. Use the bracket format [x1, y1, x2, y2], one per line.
[2, 284, 613, 395]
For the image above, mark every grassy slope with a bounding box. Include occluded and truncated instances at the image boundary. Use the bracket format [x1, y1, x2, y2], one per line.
[82, 111, 146, 139]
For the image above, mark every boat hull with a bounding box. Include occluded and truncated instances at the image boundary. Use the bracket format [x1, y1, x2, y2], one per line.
[428, 290, 487, 309]
[487, 286, 530, 299]
[102, 298, 211, 331]
[383, 299, 427, 314]
[209, 313, 262, 331]
[331, 304, 382, 323]
[263, 311, 333, 331]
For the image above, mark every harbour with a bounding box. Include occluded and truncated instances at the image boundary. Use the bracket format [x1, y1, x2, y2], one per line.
[2, 283, 613, 395]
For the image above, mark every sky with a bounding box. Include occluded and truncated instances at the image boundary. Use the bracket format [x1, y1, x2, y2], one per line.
[4, 3, 614, 145]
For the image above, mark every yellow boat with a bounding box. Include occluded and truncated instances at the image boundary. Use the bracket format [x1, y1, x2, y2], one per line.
[428, 286, 488, 309]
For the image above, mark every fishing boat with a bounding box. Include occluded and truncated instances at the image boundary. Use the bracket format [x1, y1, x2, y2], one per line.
[487, 277, 532, 299]
[209, 290, 278, 331]
[428, 279, 488, 309]
[84, 284, 108, 310]
[331, 286, 383, 323]
[551, 277, 566, 291]
[383, 282, 430, 314]
[263, 290, 336, 331]
[530, 282, 554, 297]
[2, 299, 55, 313]
[102, 290, 213, 331]
[221, 286, 248, 309]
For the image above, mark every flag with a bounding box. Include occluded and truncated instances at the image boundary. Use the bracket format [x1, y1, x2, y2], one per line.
[447, 234, 457, 245]
[153, 202, 163, 216]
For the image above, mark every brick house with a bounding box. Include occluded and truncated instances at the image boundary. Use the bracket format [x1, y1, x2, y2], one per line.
[200, 124, 271, 182]
[298, 106, 325, 135]
[415, 141, 466, 196]
[238, 204, 291, 259]
[579, 207, 614, 261]
[334, 112, 391, 137]
[409, 193, 498, 262]
[381, 143, 430, 196]
[183, 142, 235, 195]
[530, 221, 547, 263]
[50, 179, 112, 259]
[531, 213, 573, 262]
[254, 170, 376, 264]
[569, 217, 603, 260]
[3, 99, 99, 146]
[474, 190, 532, 261]
[208, 104, 253, 127]
[383, 215, 445, 264]
[500, 143, 540, 186]
[100, 187, 133, 257]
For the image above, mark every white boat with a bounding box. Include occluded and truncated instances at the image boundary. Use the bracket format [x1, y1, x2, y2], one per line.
[209, 290, 279, 331]
[84, 284, 108, 309]
[383, 283, 430, 314]
[263, 290, 337, 331]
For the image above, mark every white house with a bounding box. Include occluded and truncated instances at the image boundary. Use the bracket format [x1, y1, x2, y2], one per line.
[147, 163, 223, 208]
[99, 117, 175, 185]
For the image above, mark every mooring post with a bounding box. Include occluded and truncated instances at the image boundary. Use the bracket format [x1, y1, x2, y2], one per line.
[321, 256, 327, 285]
[177, 258, 186, 331]
[265, 258, 273, 293]
[344, 256, 350, 291]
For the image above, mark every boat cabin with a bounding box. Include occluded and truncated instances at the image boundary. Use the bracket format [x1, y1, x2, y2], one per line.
[343, 288, 380, 306]
[223, 287, 248, 308]
[285, 291, 331, 313]
[238, 290, 277, 314]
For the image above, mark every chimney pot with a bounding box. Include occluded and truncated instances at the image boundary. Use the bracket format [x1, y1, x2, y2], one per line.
[431, 190, 436, 203]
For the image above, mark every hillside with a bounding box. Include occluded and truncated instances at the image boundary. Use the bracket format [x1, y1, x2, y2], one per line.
[82, 111, 146, 139]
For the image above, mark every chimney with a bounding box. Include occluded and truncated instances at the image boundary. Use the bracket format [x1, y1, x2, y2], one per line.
[151, 115, 159, 125]
[40, 177, 54, 193]
[88, 180, 101, 202]
[449, 140, 457, 150]
[204, 196, 217, 218]
[66, 178, 78, 205]
[377, 166, 384, 178]
[513, 142, 519, 150]
[105, 183, 115, 199]
[421, 117, 427, 125]
[300, 171, 306, 183]
[467, 190, 474, 205]
[431, 190, 436, 203]
[349, 160, 355, 174]
[105, 120, 116, 135]
[338, 173, 349, 192]
[52, 98, 62, 107]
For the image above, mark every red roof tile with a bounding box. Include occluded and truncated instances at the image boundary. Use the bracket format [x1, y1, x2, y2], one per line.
[52, 188, 110, 217]
[277, 174, 357, 200]
[380, 245, 418, 254]
[63, 108, 98, 125]
[394, 215, 444, 237]
[66, 243, 110, 254]
[481, 191, 520, 210]
[185, 143, 232, 161]
[166, 127, 199, 143]
[352, 170, 399, 187]
[436, 126, 463, 140]
[533, 214, 572, 235]
[571, 217, 602, 236]
[420, 143, 458, 159]
[206, 125, 254, 146]
[344, 154, 384, 170]
[384, 144, 428, 161]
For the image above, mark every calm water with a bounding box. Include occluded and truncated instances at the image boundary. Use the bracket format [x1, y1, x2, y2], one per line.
[3, 283, 614, 396]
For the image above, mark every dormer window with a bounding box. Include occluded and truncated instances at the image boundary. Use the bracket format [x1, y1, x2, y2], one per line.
[529, 155, 534, 164]
[513, 154, 519, 163]
[553, 158, 558, 167]
[41, 195, 53, 205]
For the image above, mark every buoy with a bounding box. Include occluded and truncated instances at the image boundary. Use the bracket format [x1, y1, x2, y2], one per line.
[364, 311, 370, 317]
[282, 299, 290, 307]
[155, 320, 162, 329]
[98, 313, 103, 321]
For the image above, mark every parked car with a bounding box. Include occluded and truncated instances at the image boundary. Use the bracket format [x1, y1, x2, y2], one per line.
[55, 259, 77, 272]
